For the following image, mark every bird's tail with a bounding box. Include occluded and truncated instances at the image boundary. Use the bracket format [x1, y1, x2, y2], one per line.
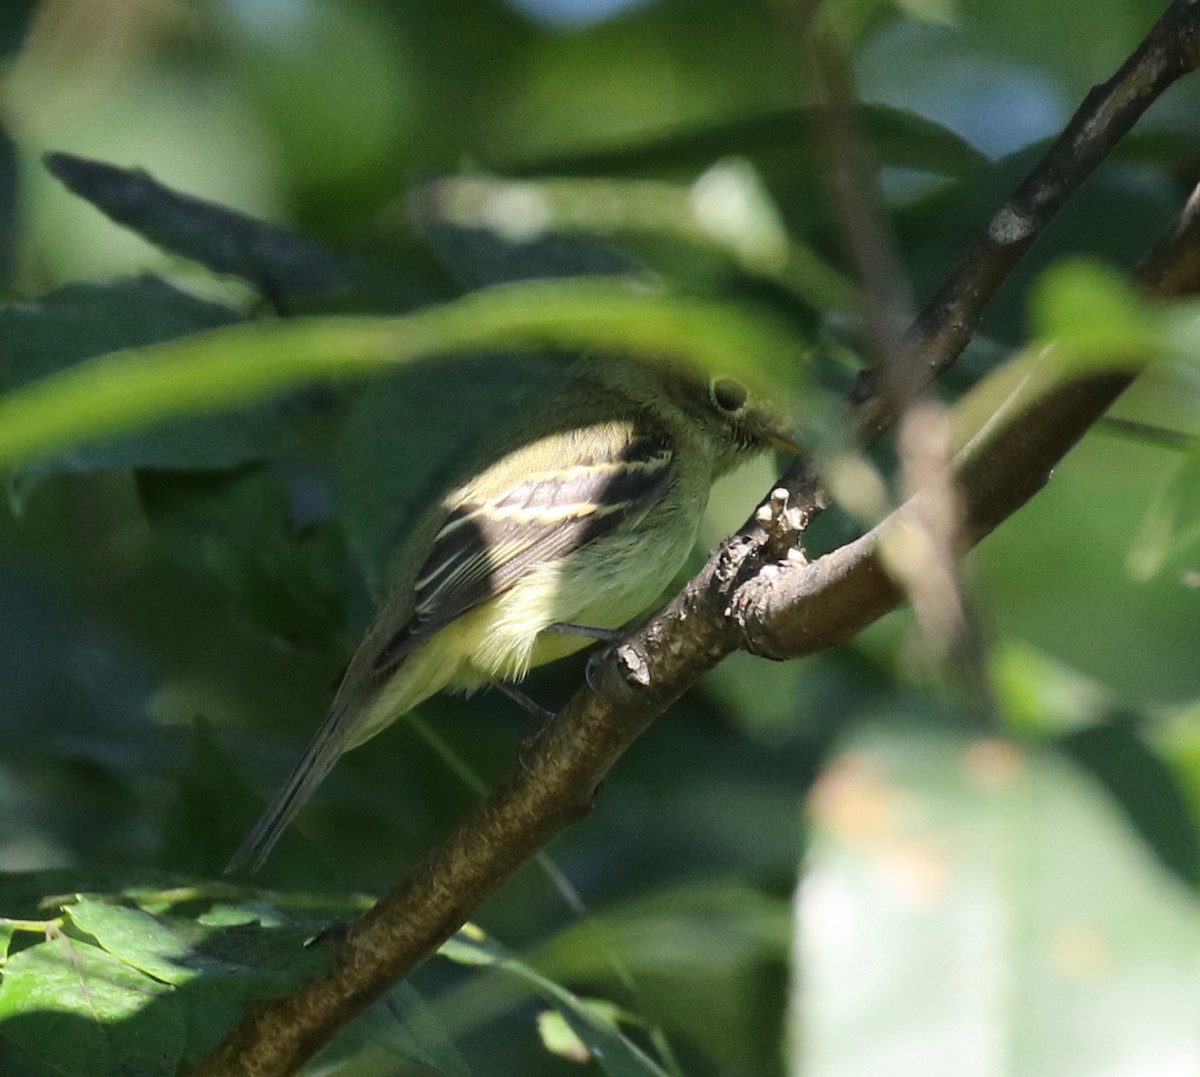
[225, 624, 457, 873]
[224, 701, 359, 875]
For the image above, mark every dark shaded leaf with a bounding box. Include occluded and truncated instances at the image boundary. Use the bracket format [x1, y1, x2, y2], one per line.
[324, 982, 471, 1075]
[43, 152, 437, 313]
[0, 1, 35, 61]
[441, 928, 668, 1077]
[160, 718, 326, 886]
[897, 147, 1180, 349]
[416, 218, 641, 291]
[137, 465, 349, 648]
[1059, 719, 1200, 887]
[45, 152, 351, 301]
[0, 578, 154, 746]
[0, 277, 241, 388]
[0, 121, 16, 287]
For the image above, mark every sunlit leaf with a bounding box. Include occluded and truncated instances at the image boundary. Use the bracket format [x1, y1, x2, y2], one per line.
[989, 640, 1111, 737]
[1029, 257, 1157, 369]
[795, 727, 1200, 1077]
[413, 168, 859, 313]
[0, 277, 292, 507]
[0, 932, 185, 1077]
[0, 280, 816, 472]
[1128, 437, 1200, 580]
[67, 896, 332, 998]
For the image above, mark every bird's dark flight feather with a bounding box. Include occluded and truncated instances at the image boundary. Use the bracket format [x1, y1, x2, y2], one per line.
[371, 430, 675, 676]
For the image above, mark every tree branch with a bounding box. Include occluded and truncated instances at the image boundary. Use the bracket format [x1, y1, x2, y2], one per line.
[196, 4, 1200, 1073]
[856, 0, 1200, 437]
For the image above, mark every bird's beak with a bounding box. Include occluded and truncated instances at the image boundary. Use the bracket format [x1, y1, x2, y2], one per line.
[746, 397, 806, 456]
[763, 428, 805, 455]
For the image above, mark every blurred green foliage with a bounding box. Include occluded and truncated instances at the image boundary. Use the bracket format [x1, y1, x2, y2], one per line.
[2, 0, 1200, 1074]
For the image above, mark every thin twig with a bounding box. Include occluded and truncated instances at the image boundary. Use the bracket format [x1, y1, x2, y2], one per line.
[856, 0, 1200, 438]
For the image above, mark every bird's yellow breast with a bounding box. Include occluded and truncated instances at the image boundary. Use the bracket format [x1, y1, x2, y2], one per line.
[446, 489, 703, 692]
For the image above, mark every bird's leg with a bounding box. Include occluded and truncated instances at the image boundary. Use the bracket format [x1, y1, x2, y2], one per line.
[493, 680, 557, 723]
[492, 683, 560, 771]
[545, 622, 624, 643]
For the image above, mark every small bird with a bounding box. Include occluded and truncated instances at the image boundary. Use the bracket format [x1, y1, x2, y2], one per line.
[227, 354, 801, 872]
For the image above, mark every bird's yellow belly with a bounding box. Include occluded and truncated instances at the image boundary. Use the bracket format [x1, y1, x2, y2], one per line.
[445, 511, 699, 693]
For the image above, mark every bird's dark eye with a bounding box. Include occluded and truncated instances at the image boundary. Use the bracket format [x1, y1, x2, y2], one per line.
[709, 377, 748, 414]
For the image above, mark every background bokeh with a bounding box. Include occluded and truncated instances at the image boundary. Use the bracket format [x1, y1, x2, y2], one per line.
[2, 0, 1200, 1074]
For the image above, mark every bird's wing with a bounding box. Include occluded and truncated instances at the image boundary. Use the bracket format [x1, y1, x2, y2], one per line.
[370, 426, 676, 676]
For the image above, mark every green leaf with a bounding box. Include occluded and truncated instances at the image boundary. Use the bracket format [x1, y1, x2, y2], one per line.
[795, 726, 1200, 1077]
[0, 277, 293, 507]
[440, 927, 669, 1077]
[1058, 719, 1200, 888]
[1028, 257, 1157, 369]
[39, 152, 430, 315]
[45, 153, 347, 295]
[537, 1005, 592, 1062]
[0, 575, 155, 747]
[68, 899, 245, 987]
[545, 1003, 667, 1077]
[411, 183, 641, 290]
[160, 718, 332, 887]
[974, 428, 1200, 705]
[341, 982, 472, 1075]
[0, 280, 816, 472]
[137, 465, 349, 647]
[0, 0, 35, 60]
[989, 641, 1110, 738]
[527, 882, 790, 1076]
[0, 923, 15, 968]
[503, 104, 987, 182]
[0, 932, 185, 1077]
[414, 168, 860, 314]
[0, 870, 176, 918]
[160, 718, 264, 879]
[0, 275, 241, 390]
[532, 883, 790, 983]
[0, 121, 15, 287]
[66, 897, 333, 1000]
[1128, 437, 1200, 580]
